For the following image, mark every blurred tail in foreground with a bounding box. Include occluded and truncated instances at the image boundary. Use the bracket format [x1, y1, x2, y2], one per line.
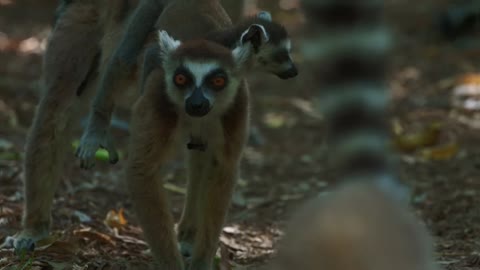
[271, 1, 439, 269]
[271, 182, 438, 270]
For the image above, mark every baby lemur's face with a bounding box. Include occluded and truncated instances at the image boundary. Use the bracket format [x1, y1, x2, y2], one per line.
[240, 11, 298, 79]
[158, 31, 251, 118]
[256, 38, 297, 79]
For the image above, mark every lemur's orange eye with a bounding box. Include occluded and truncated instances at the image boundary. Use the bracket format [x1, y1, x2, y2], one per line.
[174, 73, 188, 86]
[211, 77, 226, 88]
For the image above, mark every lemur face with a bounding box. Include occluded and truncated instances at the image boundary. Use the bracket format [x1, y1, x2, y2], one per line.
[257, 38, 298, 79]
[157, 31, 251, 117]
[240, 12, 298, 80]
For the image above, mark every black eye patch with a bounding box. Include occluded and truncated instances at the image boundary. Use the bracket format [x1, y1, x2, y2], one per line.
[204, 68, 229, 90]
[272, 50, 290, 63]
[173, 66, 194, 88]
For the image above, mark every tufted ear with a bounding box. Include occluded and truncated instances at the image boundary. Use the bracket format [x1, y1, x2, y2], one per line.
[257, 10, 272, 22]
[240, 24, 269, 51]
[157, 30, 181, 59]
[232, 41, 253, 68]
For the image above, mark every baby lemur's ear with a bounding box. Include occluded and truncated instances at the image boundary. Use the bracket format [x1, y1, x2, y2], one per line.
[232, 42, 253, 68]
[240, 24, 269, 51]
[157, 30, 181, 59]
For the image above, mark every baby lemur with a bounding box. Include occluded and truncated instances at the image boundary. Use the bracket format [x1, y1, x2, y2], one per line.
[125, 30, 252, 269]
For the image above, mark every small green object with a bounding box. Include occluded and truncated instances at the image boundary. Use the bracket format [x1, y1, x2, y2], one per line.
[72, 140, 122, 162]
[94, 148, 110, 161]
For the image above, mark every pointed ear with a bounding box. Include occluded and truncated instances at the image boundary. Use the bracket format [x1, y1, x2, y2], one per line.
[232, 42, 253, 68]
[257, 11, 272, 22]
[240, 24, 269, 50]
[157, 30, 181, 59]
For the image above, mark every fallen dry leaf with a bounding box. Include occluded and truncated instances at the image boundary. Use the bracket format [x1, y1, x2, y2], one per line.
[457, 73, 480, 85]
[104, 208, 127, 230]
[73, 228, 116, 246]
[289, 98, 323, 120]
[420, 142, 459, 161]
[263, 112, 286, 128]
[393, 122, 442, 152]
[111, 228, 148, 246]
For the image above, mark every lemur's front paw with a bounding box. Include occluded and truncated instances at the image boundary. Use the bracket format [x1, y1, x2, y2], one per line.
[1, 231, 48, 255]
[177, 226, 195, 259]
[75, 129, 119, 169]
[179, 241, 194, 259]
[13, 237, 35, 255]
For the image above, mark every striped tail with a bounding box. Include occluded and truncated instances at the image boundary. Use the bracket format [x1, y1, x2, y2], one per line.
[301, 0, 402, 193]
[268, 3, 438, 270]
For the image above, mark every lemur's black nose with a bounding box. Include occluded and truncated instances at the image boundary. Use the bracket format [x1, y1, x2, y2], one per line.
[278, 65, 298, 79]
[186, 101, 210, 117]
[186, 87, 211, 117]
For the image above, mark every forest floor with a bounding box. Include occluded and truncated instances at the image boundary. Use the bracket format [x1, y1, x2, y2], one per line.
[1, 0, 480, 269]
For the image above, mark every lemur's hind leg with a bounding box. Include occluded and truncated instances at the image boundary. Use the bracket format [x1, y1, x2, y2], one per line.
[14, 1, 101, 252]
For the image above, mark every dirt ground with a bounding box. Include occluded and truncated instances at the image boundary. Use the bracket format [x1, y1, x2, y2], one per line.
[1, 0, 480, 269]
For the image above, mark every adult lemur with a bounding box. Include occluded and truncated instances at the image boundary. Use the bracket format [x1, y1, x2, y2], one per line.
[123, 30, 253, 269]
[14, 0, 296, 267]
[76, 2, 297, 169]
